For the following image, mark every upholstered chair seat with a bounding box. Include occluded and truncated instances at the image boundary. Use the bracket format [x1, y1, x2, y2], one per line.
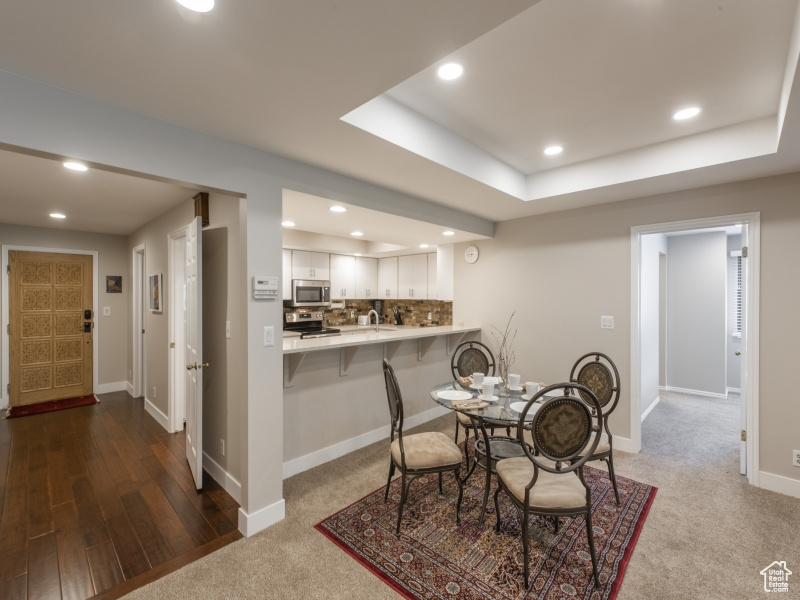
[594, 432, 611, 454]
[391, 432, 463, 470]
[456, 411, 472, 425]
[495, 457, 587, 510]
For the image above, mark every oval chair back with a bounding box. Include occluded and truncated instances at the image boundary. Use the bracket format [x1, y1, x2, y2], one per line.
[517, 383, 602, 474]
[383, 358, 404, 441]
[450, 340, 496, 380]
[569, 352, 620, 420]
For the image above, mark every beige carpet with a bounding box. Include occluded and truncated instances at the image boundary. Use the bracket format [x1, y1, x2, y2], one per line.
[123, 392, 800, 599]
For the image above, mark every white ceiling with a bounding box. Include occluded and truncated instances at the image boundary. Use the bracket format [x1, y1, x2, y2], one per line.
[0, 0, 799, 239]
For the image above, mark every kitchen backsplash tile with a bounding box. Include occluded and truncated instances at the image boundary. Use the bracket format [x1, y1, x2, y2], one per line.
[284, 299, 452, 327]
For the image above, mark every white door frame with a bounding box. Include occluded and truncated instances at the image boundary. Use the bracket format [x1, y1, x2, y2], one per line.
[1, 245, 99, 410]
[630, 212, 760, 485]
[132, 244, 145, 399]
[168, 226, 188, 432]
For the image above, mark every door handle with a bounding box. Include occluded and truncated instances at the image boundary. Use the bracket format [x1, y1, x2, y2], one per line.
[186, 362, 197, 370]
[735, 351, 741, 356]
[201, 362, 210, 369]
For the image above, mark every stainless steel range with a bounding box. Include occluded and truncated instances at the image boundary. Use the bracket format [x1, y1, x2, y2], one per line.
[284, 311, 341, 338]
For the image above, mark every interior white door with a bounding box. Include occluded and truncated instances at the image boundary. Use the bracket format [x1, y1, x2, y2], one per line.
[739, 233, 748, 476]
[185, 216, 203, 489]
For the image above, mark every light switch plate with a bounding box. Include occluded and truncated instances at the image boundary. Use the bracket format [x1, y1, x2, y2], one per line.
[103, 306, 111, 316]
[601, 316, 614, 329]
[263, 325, 274, 347]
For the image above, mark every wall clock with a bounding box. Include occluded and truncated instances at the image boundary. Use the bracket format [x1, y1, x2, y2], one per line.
[464, 245, 479, 264]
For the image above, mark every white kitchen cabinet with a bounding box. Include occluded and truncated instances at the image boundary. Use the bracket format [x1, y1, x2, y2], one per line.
[427, 253, 437, 300]
[378, 257, 398, 299]
[355, 256, 378, 299]
[330, 254, 356, 299]
[436, 245, 454, 301]
[291, 250, 330, 280]
[398, 254, 427, 299]
[282, 249, 292, 300]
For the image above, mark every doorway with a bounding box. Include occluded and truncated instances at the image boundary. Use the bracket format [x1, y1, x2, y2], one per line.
[630, 213, 760, 485]
[132, 244, 145, 399]
[7, 250, 94, 407]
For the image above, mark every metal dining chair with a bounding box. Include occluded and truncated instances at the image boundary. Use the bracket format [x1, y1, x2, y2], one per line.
[383, 359, 464, 535]
[493, 382, 603, 590]
[570, 352, 622, 505]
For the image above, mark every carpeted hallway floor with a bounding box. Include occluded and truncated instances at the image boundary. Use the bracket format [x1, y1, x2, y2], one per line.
[123, 392, 800, 599]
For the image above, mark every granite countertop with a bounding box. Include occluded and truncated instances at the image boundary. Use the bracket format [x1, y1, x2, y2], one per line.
[283, 323, 481, 353]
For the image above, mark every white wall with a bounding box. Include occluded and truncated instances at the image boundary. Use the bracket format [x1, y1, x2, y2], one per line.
[640, 233, 667, 418]
[453, 172, 800, 483]
[666, 232, 727, 396]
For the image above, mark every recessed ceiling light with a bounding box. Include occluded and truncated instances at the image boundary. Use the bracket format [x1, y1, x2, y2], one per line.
[673, 107, 701, 121]
[420, 244, 429, 249]
[175, 0, 214, 12]
[437, 63, 463, 81]
[351, 231, 363, 237]
[329, 205, 347, 213]
[50, 213, 66, 219]
[281, 220, 295, 227]
[63, 162, 88, 172]
[442, 231, 455, 236]
[543, 146, 563, 156]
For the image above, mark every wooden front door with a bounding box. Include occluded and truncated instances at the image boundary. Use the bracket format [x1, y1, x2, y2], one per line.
[8, 251, 93, 407]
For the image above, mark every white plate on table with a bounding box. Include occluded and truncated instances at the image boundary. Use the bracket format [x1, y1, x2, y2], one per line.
[508, 385, 524, 391]
[437, 390, 473, 401]
[510, 402, 541, 414]
[478, 394, 498, 402]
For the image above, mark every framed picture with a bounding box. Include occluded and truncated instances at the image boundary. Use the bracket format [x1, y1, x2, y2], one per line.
[106, 275, 122, 293]
[149, 274, 162, 313]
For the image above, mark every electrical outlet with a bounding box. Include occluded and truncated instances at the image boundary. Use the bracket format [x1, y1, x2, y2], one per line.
[427, 312, 432, 320]
[793, 449, 800, 467]
[350, 310, 355, 318]
[458, 320, 464, 327]
[220, 439, 226, 456]
[153, 386, 156, 399]
[128, 369, 132, 379]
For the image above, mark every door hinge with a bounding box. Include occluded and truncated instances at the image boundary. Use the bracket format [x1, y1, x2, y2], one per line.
[6, 264, 9, 273]
[742, 246, 748, 258]
[6, 383, 9, 394]
[740, 429, 747, 442]
[142, 329, 145, 334]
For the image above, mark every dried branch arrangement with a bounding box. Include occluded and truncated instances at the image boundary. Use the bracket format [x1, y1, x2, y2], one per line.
[491, 311, 518, 379]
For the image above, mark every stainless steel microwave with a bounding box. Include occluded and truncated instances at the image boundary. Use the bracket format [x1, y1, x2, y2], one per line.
[290, 279, 332, 307]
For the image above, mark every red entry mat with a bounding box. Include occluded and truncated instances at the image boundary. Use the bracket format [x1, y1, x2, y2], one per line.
[5, 394, 98, 418]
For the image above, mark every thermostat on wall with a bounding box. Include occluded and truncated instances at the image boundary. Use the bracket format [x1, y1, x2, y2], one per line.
[252, 276, 279, 299]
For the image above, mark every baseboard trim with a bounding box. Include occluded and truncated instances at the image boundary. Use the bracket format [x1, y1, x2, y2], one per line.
[611, 435, 636, 454]
[96, 381, 127, 394]
[282, 405, 450, 479]
[203, 452, 242, 504]
[126, 382, 134, 396]
[640, 395, 660, 423]
[664, 385, 727, 399]
[758, 471, 800, 499]
[144, 397, 170, 431]
[238, 499, 286, 537]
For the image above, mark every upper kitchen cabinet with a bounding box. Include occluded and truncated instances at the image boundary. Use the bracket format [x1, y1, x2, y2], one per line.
[427, 253, 437, 300]
[398, 254, 427, 299]
[330, 254, 356, 299]
[291, 250, 330, 280]
[378, 257, 398, 299]
[355, 256, 378, 299]
[282, 249, 293, 300]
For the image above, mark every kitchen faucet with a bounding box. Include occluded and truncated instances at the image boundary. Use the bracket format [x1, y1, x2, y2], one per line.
[367, 309, 380, 332]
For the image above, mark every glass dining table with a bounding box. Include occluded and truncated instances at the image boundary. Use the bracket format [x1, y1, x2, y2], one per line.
[430, 380, 542, 525]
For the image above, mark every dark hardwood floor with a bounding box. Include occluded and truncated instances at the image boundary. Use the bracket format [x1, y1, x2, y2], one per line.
[0, 391, 242, 600]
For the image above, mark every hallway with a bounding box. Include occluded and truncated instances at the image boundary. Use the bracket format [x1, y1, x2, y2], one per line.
[0, 391, 241, 599]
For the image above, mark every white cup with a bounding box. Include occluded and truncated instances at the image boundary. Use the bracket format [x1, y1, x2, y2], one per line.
[525, 381, 540, 397]
[472, 372, 484, 386]
[481, 381, 494, 399]
[508, 374, 520, 389]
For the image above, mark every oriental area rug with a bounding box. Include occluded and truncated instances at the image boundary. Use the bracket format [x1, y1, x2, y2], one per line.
[316, 446, 656, 600]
